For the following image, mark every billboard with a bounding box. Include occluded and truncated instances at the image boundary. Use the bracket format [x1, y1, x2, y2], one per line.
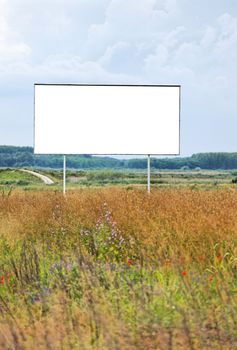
[34, 84, 180, 155]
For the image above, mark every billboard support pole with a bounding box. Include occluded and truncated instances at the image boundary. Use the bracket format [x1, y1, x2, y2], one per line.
[63, 155, 66, 195]
[147, 154, 151, 194]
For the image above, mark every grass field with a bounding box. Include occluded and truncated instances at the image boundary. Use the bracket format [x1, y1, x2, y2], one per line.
[1, 167, 237, 191]
[0, 169, 42, 187]
[0, 182, 237, 349]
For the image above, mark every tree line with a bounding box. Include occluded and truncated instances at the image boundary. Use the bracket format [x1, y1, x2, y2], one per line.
[1, 146, 237, 169]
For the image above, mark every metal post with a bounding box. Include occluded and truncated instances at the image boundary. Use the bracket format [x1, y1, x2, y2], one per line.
[147, 154, 151, 194]
[63, 155, 66, 195]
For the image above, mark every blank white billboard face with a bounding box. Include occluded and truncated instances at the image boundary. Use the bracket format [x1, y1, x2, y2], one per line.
[34, 84, 180, 155]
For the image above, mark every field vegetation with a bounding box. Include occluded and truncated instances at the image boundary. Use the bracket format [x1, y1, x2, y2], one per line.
[0, 187, 237, 349]
[1, 167, 237, 191]
[0, 169, 41, 187]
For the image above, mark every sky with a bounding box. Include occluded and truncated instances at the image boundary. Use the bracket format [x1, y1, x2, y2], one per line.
[0, 0, 237, 157]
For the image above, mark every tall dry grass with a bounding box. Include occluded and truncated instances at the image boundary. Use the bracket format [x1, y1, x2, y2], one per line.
[0, 187, 237, 349]
[2, 187, 237, 258]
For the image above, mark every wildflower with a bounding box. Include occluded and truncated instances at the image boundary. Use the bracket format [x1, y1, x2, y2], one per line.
[49, 262, 60, 274]
[0, 276, 5, 285]
[198, 256, 205, 262]
[127, 258, 132, 267]
[110, 263, 116, 271]
[181, 271, 187, 277]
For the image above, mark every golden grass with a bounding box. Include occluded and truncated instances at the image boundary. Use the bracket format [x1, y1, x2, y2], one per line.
[2, 187, 237, 258]
[0, 187, 237, 349]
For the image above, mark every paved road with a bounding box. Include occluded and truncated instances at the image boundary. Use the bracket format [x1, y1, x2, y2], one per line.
[20, 169, 54, 185]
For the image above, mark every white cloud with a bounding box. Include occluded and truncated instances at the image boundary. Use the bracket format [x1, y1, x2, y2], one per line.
[144, 44, 168, 67]
[1, 1, 237, 90]
[200, 26, 217, 48]
[85, 0, 179, 59]
[38, 54, 139, 83]
[0, 0, 31, 62]
[1, 0, 237, 153]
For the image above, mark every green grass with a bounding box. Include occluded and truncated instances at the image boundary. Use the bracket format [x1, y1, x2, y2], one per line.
[0, 169, 42, 186]
[0, 168, 237, 193]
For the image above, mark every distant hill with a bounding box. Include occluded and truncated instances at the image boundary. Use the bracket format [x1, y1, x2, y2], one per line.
[1, 146, 237, 170]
